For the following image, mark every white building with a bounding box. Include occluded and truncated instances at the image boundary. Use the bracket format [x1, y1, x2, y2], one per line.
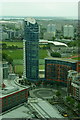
[0, 62, 3, 86]
[43, 32, 55, 40]
[63, 25, 74, 38]
[2, 32, 8, 40]
[47, 24, 56, 37]
[0, 26, 2, 41]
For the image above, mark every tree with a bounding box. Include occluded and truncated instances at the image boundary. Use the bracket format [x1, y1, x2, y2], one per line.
[60, 36, 63, 39]
[67, 40, 78, 47]
[66, 96, 72, 103]
[56, 91, 61, 98]
[52, 36, 56, 41]
[7, 57, 13, 64]
[51, 52, 61, 58]
[2, 53, 13, 64]
[2, 43, 7, 49]
[66, 96, 75, 107]
[2, 53, 8, 60]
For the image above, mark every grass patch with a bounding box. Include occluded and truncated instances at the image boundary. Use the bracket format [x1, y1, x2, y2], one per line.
[39, 65, 45, 70]
[39, 59, 45, 65]
[14, 65, 23, 74]
[3, 49, 49, 60]
[2, 49, 23, 59]
[39, 49, 48, 59]
[13, 59, 23, 65]
[72, 57, 80, 60]
[0, 50, 2, 53]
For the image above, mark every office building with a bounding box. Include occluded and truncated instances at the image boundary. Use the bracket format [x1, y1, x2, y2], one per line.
[23, 18, 39, 81]
[63, 25, 74, 38]
[45, 58, 80, 85]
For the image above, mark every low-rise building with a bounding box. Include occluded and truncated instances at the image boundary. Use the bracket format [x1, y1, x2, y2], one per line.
[0, 79, 29, 113]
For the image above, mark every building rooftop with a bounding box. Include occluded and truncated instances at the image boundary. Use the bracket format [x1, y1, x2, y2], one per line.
[0, 79, 29, 98]
[39, 39, 68, 47]
[2, 104, 35, 118]
[25, 17, 36, 24]
[45, 57, 79, 63]
[2, 98, 63, 118]
[2, 98, 64, 119]
[48, 41, 68, 47]
[28, 98, 63, 118]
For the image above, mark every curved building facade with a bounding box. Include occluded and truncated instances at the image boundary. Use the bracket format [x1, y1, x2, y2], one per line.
[23, 18, 39, 81]
[45, 58, 80, 85]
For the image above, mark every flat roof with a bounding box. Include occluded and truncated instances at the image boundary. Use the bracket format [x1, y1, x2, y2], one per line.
[48, 41, 68, 47]
[24, 17, 36, 24]
[45, 57, 79, 63]
[39, 39, 68, 47]
[2, 98, 64, 119]
[0, 79, 29, 98]
[29, 98, 63, 118]
[2, 104, 35, 118]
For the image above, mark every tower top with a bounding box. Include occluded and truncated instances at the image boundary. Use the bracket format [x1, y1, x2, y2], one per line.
[24, 17, 36, 24]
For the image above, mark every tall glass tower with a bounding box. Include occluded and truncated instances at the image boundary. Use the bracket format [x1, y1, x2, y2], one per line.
[23, 18, 39, 82]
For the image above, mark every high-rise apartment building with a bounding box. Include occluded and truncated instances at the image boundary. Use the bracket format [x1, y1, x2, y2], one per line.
[63, 25, 74, 38]
[23, 18, 39, 81]
[43, 24, 56, 40]
[47, 24, 56, 33]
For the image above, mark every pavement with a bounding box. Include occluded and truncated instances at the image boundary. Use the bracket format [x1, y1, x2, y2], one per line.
[29, 87, 57, 99]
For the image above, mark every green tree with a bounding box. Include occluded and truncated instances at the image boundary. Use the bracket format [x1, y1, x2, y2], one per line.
[66, 96, 75, 107]
[52, 36, 56, 41]
[60, 36, 63, 39]
[51, 52, 61, 58]
[67, 40, 78, 47]
[2, 53, 8, 60]
[2, 53, 13, 64]
[56, 91, 61, 98]
[66, 96, 72, 103]
[2, 43, 7, 49]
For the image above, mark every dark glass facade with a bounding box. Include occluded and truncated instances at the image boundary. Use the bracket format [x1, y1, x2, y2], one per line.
[23, 18, 39, 81]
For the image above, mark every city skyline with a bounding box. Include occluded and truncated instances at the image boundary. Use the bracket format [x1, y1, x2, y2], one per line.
[0, 0, 78, 19]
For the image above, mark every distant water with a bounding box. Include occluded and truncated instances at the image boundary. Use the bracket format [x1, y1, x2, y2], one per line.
[0, 16, 78, 20]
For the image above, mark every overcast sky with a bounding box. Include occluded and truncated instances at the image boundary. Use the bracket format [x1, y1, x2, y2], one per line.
[0, 0, 79, 18]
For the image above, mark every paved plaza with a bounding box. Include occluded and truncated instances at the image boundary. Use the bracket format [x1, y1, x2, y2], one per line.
[30, 87, 57, 99]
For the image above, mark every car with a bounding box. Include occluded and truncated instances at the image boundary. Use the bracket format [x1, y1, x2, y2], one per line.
[63, 114, 68, 117]
[61, 112, 68, 117]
